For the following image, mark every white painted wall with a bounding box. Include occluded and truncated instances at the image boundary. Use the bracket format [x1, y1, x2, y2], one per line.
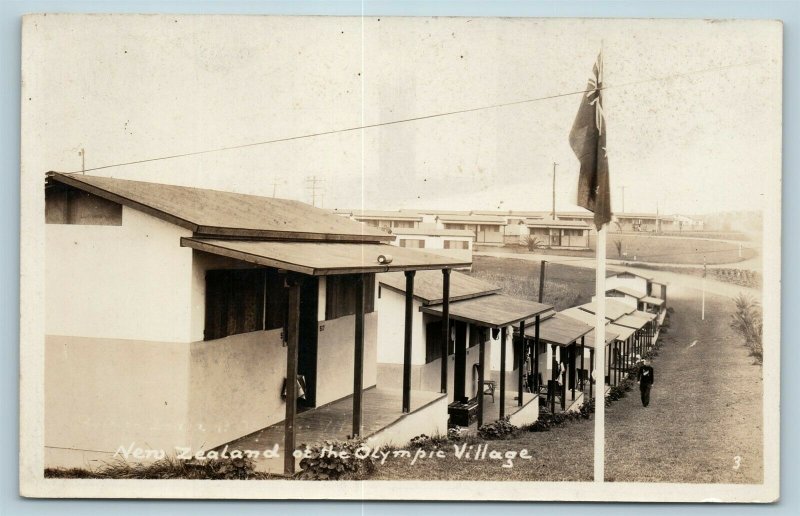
[606, 275, 648, 296]
[316, 312, 378, 406]
[376, 287, 427, 365]
[45, 335, 191, 468]
[46, 206, 194, 343]
[592, 293, 638, 309]
[187, 328, 286, 451]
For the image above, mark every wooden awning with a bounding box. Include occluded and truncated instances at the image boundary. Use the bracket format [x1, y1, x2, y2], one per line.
[642, 296, 665, 307]
[607, 323, 637, 341]
[582, 327, 620, 349]
[607, 285, 647, 298]
[519, 313, 593, 347]
[578, 299, 636, 321]
[613, 314, 652, 330]
[181, 237, 471, 276]
[420, 294, 551, 328]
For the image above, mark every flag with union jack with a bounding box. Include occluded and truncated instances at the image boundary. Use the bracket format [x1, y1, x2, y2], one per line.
[569, 52, 612, 229]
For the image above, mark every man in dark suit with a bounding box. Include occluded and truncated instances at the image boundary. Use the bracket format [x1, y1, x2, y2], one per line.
[636, 359, 655, 407]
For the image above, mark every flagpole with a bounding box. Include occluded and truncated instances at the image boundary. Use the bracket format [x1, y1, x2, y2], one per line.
[594, 224, 606, 483]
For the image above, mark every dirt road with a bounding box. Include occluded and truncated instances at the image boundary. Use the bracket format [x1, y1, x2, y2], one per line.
[605, 292, 764, 483]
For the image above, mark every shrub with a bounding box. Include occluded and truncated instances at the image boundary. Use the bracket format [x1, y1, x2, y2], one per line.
[297, 438, 375, 480]
[45, 454, 264, 480]
[448, 426, 467, 441]
[524, 236, 545, 251]
[478, 417, 518, 440]
[730, 294, 763, 363]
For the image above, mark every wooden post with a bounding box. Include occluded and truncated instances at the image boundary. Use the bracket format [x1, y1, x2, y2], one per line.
[580, 336, 585, 393]
[589, 348, 594, 398]
[499, 326, 507, 419]
[440, 269, 450, 394]
[477, 335, 486, 427]
[518, 321, 525, 407]
[352, 274, 365, 437]
[402, 270, 415, 413]
[551, 343, 557, 413]
[533, 315, 540, 392]
[284, 276, 302, 476]
[538, 261, 547, 303]
[570, 343, 576, 401]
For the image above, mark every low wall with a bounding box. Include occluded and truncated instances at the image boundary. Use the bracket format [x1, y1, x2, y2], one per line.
[508, 396, 540, 427]
[187, 328, 286, 451]
[366, 395, 449, 448]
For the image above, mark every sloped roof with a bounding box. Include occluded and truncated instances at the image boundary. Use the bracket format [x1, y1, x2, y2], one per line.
[607, 285, 647, 298]
[436, 214, 506, 225]
[390, 227, 475, 238]
[421, 295, 552, 328]
[525, 218, 590, 229]
[520, 313, 593, 347]
[379, 270, 498, 305]
[47, 172, 392, 243]
[578, 299, 636, 321]
[351, 210, 423, 221]
[181, 238, 470, 276]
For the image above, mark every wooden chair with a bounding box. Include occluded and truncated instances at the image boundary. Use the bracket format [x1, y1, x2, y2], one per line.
[482, 379, 496, 403]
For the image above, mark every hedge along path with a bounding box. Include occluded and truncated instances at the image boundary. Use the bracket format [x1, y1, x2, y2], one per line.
[603, 291, 763, 484]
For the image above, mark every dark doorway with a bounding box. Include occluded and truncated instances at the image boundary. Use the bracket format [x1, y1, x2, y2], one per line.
[297, 277, 319, 410]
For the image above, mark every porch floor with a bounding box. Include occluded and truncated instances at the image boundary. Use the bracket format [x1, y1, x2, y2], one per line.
[220, 387, 443, 474]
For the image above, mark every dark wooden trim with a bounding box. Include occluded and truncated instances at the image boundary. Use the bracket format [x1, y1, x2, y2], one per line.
[580, 336, 585, 395]
[533, 315, 540, 392]
[181, 238, 472, 276]
[195, 225, 393, 243]
[517, 321, 525, 407]
[352, 274, 365, 437]
[477, 337, 485, 427]
[589, 348, 594, 398]
[440, 269, 450, 394]
[499, 326, 507, 419]
[402, 271, 415, 413]
[418, 307, 550, 329]
[284, 276, 302, 476]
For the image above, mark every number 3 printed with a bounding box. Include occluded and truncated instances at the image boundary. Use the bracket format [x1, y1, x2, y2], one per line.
[733, 456, 742, 470]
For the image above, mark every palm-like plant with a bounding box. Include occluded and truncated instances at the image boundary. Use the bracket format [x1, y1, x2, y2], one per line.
[730, 294, 763, 362]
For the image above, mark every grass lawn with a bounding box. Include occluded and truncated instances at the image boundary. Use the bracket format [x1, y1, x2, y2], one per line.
[493, 234, 754, 265]
[368, 420, 593, 481]
[465, 255, 596, 311]
[596, 234, 755, 265]
[604, 293, 763, 483]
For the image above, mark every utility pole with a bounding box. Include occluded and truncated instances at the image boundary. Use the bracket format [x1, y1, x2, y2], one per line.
[271, 180, 279, 198]
[551, 162, 558, 220]
[79, 148, 85, 174]
[305, 176, 325, 207]
[620, 185, 626, 213]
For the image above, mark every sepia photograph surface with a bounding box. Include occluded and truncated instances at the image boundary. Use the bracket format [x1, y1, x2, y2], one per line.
[19, 13, 781, 502]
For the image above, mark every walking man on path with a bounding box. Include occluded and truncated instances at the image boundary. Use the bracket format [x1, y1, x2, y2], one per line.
[637, 359, 655, 407]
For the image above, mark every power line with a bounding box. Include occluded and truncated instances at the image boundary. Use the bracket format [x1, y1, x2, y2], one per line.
[64, 60, 764, 175]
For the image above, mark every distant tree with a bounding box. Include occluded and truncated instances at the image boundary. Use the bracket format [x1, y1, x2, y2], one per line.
[614, 239, 623, 258]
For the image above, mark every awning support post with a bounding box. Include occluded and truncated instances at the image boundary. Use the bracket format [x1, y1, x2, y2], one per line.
[499, 326, 507, 419]
[352, 274, 365, 437]
[589, 348, 594, 398]
[517, 321, 525, 407]
[402, 270, 415, 413]
[533, 315, 540, 393]
[440, 269, 450, 394]
[284, 275, 302, 476]
[477, 334, 486, 427]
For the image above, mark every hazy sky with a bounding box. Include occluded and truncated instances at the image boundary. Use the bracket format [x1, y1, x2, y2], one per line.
[23, 15, 782, 215]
